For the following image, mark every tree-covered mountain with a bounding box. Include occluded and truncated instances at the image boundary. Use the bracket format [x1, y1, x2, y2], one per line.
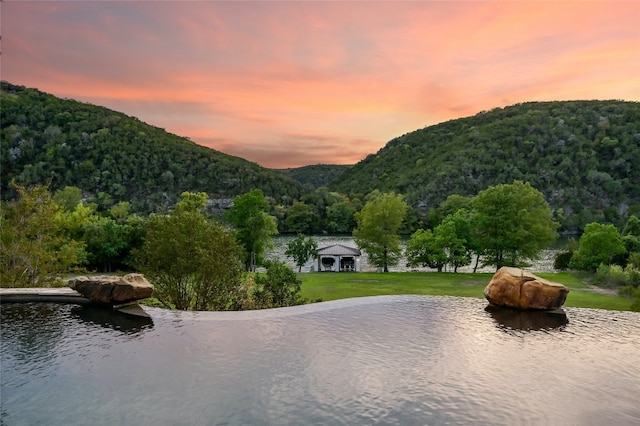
[276, 164, 351, 189]
[1, 82, 303, 213]
[4, 82, 639, 233]
[330, 100, 640, 232]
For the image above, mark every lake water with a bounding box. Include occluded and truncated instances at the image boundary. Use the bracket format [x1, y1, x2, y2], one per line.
[268, 235, 557, 273]
[2, 297, 639, 425]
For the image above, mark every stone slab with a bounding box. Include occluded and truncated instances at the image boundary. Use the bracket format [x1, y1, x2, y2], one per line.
[1, 287, 152, 318]
[0, 287, 90, 304]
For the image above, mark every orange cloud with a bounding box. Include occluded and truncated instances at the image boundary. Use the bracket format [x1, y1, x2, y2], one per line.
[3, 1, 639, 168]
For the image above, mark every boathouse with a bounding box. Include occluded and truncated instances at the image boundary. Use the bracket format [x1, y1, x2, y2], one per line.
[316, 244, 361, 272]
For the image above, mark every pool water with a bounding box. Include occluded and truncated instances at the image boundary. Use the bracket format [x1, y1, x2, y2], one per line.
[1, 296, 639, 425]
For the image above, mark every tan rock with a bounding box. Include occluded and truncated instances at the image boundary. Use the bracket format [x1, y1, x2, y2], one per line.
[484, 267, 569, 310]
[68, 274, 154, 304]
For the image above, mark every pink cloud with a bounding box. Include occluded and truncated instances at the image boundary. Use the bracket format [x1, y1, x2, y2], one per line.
[3, 1, 639, 168]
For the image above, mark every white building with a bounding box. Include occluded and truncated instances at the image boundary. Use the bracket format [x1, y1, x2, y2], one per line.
[316, 244, 361, 272]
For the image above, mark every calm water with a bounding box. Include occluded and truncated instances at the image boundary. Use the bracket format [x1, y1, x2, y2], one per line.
[2, 297, 639, 425]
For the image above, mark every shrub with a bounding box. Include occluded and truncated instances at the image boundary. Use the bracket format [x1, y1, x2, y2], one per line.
[254, 260, 305, 308]
[626, 265, 640, 287]
[554, 251, 573, 270]
[594, 263, 640, 310]
[630, 292, 640, 312]
[628, 252, 640, 269]
[593, 264, 627, 288]
[232, 274, 261, 311]
[233, 261, 306, 310]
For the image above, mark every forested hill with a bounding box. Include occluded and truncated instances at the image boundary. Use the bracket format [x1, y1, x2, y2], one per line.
[1, 82, 303, 213]
[330, 100, 640, 232]
[276, 164, 351, 189]
[4, 81, 639, 232]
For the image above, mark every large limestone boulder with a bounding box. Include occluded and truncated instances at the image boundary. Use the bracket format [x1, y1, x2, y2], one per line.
[68, 274, 154, 304]
[484, 267, 569, 310]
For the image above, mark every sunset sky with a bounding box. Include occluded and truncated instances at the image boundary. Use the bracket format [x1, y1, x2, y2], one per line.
[4, 1, 639, 168]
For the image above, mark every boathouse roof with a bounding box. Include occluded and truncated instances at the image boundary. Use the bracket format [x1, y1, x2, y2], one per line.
[316, 244, 361, 256]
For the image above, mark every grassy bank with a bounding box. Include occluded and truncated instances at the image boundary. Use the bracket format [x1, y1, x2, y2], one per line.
[300, 272, 634, 311]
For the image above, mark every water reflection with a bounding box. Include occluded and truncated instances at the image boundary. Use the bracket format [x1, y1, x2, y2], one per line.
[2, 297, 639, 425]
[485, 305, 569, 331]
[0, 304, 65, 364]
[70, 305, 154, 333]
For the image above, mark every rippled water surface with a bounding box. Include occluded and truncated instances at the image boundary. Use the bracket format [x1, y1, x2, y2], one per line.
[2, 297, 639, 425]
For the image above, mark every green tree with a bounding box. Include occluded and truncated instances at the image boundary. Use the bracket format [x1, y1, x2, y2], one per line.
[1, 184, 85, 287]
[81, 215, 128, 272]
[120, 213, 146, 269]
[353, 191, 408, 272]
[285, 234, 318, 272]
[615, 227, 640, 267]
[570, 223, 626, 271]
[53, 186, 83, 212]
[406, 212, 472, 273]
[446, 208, 484, 272]
[622, 215, 640, 237]
[108, 201, 132, 224]
[406, 229, 447, 272]
[225, 189, 278, 271]
[326, 200, 357, 233]
[285, 201, 314, 234]
[175, 191, 208, 213]
[436, 194, 473, 222]
[56, 200, 145, 272]
[622, 235, 640, 258]
[57, 202, 96, 241]
[472, 181, 558, 270]
[400, 205, 423, 235]
[435, 211, 473, 272]
[300, 187, 342, 232]
[135, 192, 244, 310]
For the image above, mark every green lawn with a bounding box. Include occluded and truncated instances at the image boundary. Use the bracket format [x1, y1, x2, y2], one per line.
[300, 271, 635, 311]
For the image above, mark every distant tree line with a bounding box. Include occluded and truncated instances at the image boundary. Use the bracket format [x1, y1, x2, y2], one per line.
[354, 181, 557, 273]
[2, 81, 640, 310]
[3, 181, 639, 311]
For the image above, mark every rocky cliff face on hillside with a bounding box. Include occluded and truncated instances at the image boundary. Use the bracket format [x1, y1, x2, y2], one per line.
[330, 100, 640, 232]
[1, 81, 303, 214]
[3, 81, 639, 231]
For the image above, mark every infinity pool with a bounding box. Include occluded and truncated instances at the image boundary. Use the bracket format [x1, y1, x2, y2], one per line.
[1, 296, 639, 425]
